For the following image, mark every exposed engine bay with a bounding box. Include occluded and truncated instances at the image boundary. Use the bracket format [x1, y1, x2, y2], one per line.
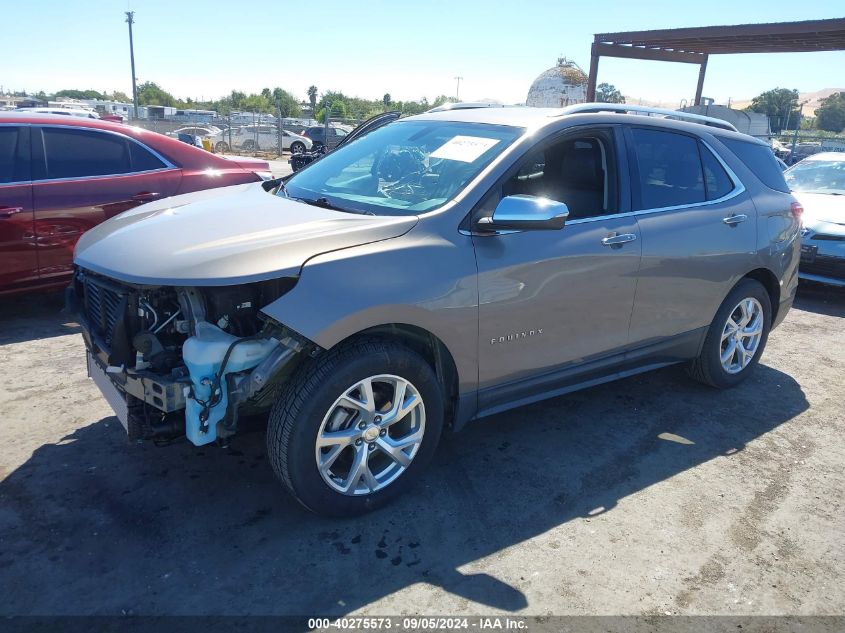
[71, 268, 313, 445]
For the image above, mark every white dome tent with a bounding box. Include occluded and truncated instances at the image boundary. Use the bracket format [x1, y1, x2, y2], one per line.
[526, 58, 588, 108]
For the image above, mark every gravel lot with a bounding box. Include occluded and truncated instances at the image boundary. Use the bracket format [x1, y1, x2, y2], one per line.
[0, 283, 843, 617]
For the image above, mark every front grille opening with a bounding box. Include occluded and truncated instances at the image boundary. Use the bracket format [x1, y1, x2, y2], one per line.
[81, 275, 129, 347]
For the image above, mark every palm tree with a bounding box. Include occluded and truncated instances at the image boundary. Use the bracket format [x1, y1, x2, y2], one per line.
[307, 86, 318, 114]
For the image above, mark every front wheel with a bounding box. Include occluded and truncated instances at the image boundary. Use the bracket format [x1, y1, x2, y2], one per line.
[267, 339, 443, 516]
[214, 141, 229, 153]
[687, 279, 772, 389]
[290, 141, 305, 154]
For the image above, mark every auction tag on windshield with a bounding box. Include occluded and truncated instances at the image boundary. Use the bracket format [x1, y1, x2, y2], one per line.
[430, 136, 500, 163]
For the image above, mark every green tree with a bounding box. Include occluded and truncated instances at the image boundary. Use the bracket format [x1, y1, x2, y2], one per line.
[748, 88, 800, 133]
[596, 83, 625, 104]
[431, 94, 457, 108]
[136, 82, 178, 107]
[383, 93, 391, 110]
[307, 85, 318, 112]
[110, 91, 131, 103]
[54, 89, 106, 100]
[815, 92, 845, 133]
[272, 87, 302, 118]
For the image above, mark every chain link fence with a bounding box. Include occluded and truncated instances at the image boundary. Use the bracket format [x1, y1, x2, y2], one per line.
[130, 106, 366, 158]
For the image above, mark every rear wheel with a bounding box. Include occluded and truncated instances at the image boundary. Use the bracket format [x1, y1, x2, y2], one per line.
[687, 279, 771, 389]
[214, 141, 229, 153]
[242, 139, 256, 151]
[267, 339, 443, 517]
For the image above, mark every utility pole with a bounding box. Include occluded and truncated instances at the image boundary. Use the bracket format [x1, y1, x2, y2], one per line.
[789, 101, 807, 164]
[126, 11, 139, 120]
[454, 76, 463, 101]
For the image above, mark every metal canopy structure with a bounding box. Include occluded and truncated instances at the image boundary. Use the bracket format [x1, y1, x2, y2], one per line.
[586, 18, 845, 105]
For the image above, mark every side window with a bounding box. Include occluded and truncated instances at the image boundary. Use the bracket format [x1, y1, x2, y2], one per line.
[630, 128, 704, 210]
[129, 142, 166, 172]
[501, 132, 617, 220]
[699, 143, 734, 200]
[0, 127, 20, 183]
[335, 128, 348, 137]
[41, 128, 130, 179]
[721, 137, 789, 193]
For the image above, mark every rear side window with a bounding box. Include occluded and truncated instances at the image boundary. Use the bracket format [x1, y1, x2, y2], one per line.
[42, 128, 130, 179]
[721, 138, 789, 193]
[630, 128, 704, 209]
[0, 127, 20, 183]
[129, 142, 166, 171]
[699, 143, 734, 200]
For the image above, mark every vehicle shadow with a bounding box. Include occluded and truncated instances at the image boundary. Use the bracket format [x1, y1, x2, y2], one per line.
[0, 291, 80, 345]
[0, 362, 808, 615]
[794, 281, 845, 318]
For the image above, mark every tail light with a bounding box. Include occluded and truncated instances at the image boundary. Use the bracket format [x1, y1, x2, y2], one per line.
[790, 201, 803, 221]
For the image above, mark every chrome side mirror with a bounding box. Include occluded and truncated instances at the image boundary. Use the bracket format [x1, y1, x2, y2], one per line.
[476, 195, 569, 232]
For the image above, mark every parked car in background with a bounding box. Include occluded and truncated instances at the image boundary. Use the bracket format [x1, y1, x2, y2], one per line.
[300, 124, 350, 151]
[169, 126, 226, 152]
[0, 113, 271, 296]
[786, 152, 845, 287]
[17, 107, 100, 120]
[289, 111, 400, 172]
[229, 125, 312, 153]
[71, 103, 799, 516]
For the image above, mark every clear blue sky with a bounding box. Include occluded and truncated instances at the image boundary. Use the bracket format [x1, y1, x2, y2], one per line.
[1, 0, 843, 106]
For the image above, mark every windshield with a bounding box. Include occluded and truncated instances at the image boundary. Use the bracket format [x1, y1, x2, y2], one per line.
[283, 120, 523, 215]
[785, 159, 845, 195]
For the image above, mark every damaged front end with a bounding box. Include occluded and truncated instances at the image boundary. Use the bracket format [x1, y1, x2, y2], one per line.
[69, 268, 317, 446]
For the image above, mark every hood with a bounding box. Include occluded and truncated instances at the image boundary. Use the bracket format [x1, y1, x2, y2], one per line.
[74, 182, 418, 286]
[793, 191, 845, 234]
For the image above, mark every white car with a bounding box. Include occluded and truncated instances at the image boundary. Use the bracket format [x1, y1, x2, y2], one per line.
[169, 126, 227, 152]
[786, 152, 845, 287]
[17, 107, 100, 119]
[230, 124, 312, 153]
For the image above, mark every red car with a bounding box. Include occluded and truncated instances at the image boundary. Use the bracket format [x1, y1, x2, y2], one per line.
[0, 113, 271, 296]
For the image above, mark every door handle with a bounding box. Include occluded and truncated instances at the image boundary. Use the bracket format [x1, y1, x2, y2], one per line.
[601, 233, 637, 247]
[131, 192, 160, 202]
[0, 206, 24, 218]
[722, 214, 748, 226]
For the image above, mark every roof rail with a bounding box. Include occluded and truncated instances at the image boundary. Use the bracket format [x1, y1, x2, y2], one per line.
[560, 103, 739, 132]
[427, 102, 510, 113]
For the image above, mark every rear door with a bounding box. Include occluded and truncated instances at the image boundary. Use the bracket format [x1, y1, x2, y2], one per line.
[625, 126, 757, 346]
[0, 125, 37, 292]
[31, 125, 182, 283]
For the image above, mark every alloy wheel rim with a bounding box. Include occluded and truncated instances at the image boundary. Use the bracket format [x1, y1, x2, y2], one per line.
[720, 297, 764, 374]
[315, 374, 426, 496]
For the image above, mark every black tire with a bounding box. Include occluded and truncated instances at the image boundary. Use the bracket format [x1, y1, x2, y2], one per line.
[687, 278, 772, 389]
[242, 140, 256, 151]
[214, 141, 229, 153]
[290, 141, 305, 154]
[267, 338, 443, 517]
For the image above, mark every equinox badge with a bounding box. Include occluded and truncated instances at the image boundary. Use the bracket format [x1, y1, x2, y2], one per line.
[491, 329, 544, 345]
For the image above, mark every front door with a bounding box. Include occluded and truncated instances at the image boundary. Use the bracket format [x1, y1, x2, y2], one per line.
[472, 127, 641, 411]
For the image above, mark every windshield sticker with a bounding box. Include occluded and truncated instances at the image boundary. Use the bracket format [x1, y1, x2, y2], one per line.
[430, 136, 501, 163]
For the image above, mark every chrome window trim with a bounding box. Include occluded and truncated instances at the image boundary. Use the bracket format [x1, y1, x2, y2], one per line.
[31, 123, 179, 183]
[565, 138, 746, 226]
[467, 136, 746, 233]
